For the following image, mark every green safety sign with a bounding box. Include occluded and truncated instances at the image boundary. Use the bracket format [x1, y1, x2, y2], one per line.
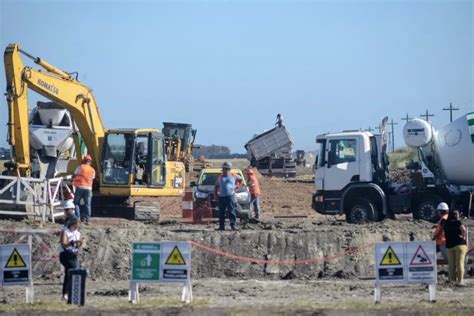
[131, 243, 161, 282]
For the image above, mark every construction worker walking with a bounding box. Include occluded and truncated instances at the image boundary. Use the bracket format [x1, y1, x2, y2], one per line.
[432, 202, 449, 260]
[246, 168, 261, 219]
[72, 155, 95, 224]
[443, 210, 468, 286]
[214, 162, 240, 231]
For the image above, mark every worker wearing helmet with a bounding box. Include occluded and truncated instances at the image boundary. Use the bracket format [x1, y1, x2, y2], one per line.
[432, 202, 449, 260]
[72, 155, 95, 225]
[246, 168, 261, 219]
[214, 162, 240, 231]
[63, 199, 77, 228]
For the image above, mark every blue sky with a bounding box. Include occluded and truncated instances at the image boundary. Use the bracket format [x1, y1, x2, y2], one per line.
[0, 0, 472, 153]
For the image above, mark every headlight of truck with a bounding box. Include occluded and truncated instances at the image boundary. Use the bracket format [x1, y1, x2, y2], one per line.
[235, 191, 250, 203]
[195, 190, 209, 199]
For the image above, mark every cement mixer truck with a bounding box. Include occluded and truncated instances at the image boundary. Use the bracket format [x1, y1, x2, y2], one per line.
[311, 113, 474, 223]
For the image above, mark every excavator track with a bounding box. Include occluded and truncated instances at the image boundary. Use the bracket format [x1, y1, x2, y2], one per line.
[133, 200, 161, 221]
[92, 196, 160, 221]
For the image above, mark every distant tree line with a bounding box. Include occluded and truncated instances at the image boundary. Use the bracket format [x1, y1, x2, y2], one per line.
[192, 144, 247, 159]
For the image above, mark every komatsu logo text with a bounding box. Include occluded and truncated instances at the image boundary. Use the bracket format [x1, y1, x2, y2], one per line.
[37, 79, 59, 95]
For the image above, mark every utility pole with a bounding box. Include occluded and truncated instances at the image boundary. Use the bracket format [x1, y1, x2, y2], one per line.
[366, 126, 373, 132]
[442, 102, 459, 122]
[388, 119, 398, 152]
[387, 132, 392, 152]
[420, 109, 435, 121]
[375, 124, 382, 133]
[401, 113, 412, 123]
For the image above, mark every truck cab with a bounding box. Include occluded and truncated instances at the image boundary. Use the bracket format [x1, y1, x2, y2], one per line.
[312, 130, 391, 223]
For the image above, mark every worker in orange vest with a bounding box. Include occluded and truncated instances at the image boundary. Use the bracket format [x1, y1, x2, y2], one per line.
[432, 202, 449, 260]
[246, 168, 261, 219]
[72, 155, 95, 225]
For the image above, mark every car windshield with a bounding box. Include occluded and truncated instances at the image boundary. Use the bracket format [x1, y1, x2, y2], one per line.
[199, 173, 219, 186]
[198, 172, 246, 187]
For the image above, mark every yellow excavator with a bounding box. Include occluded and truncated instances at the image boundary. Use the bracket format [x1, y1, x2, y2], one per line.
[4, 43, 185, 220]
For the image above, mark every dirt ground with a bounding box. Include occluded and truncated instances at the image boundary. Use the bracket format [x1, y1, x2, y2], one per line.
[0, 174, 473, 315]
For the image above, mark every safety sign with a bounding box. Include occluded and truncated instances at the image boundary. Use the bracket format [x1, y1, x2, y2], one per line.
[0, 244, 32, 286]
[130, 241, 192, 304]
[161, 242, 191, 282]
[374, 241, 437, 303]
[375, 242, 405, 283]
[406, 242, 436, 284]
[131, 243, 161, 282]
[380, 246, 402, 266]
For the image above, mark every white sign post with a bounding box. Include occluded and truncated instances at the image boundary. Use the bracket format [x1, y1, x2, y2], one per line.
[0, 243, 33, 303]
[374, 241, 437, 303]
[130, 241, 192, 304]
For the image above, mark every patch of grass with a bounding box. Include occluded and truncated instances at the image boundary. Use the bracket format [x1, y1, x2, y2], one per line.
[288, 299, 474, 313]
[96, 297, 209, 310]
[0, 301, 76, 313]
[0, 298, 208, 313]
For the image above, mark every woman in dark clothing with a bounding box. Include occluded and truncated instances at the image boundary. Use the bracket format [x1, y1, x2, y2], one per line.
[59, 218, 82, 300]
[443, 210, 468, 286]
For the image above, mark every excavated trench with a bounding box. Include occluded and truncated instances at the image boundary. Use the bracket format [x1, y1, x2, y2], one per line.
[0, 218, 435, 282]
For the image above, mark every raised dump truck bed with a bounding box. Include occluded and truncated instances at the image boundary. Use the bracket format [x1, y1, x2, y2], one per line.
[245, 126, 296, 177]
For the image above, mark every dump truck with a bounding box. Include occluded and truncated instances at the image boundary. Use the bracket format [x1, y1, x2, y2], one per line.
[245, 126, 296, 177]
[312, 114, 474, 223]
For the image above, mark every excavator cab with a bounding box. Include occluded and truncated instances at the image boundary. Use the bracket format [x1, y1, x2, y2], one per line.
[101, 129, 166, 188]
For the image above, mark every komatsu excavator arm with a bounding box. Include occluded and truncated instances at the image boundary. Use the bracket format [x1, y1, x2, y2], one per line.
[4, 43, 105, 176]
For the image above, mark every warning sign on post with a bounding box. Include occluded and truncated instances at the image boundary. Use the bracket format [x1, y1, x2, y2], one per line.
[1, 244, 31, 286]
[375, 242, 405, 283]
[161, 241, 191, 282]
[406, 242, 436, 284]
[5, 248, 27, 268]
[380, 246, 402, 266]
[165, 246, 186, 265]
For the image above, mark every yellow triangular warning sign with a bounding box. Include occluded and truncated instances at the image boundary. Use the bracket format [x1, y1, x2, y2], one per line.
[165, 246, 186, 265]
[380, 246, 401, 266]
[5, 248, 27, 268]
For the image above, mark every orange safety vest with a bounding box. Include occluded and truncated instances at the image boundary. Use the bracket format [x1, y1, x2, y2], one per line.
[72, 164, 95, 189]
[434, 213, 449, 246]
[247, 175, 261, 196]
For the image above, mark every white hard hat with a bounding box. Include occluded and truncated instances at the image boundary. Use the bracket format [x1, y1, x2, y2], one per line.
[437, 202, 449, 212]
[63, 200, 75, 210]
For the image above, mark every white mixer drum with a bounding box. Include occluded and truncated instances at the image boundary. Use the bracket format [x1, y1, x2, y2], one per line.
[434, 114, 474, 185]
[403, 119, 433, 147]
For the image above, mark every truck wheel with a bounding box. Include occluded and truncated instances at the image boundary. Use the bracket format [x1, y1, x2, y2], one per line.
[346, 199, 374, 224]
[413, 195, 441, 223]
